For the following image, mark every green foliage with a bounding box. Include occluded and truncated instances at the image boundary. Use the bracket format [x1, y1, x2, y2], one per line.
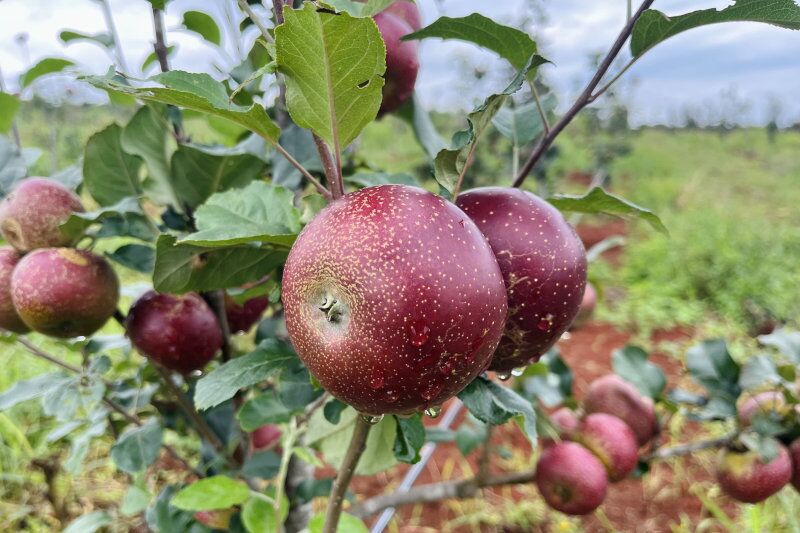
[0, 93, 20, 134]
[458, 376, 537, 442]
[59, 30, 114, 48]
[83, 124, 143, 205]
[20, 57, 74, 88]
[110, 418, 163, 473]
[549, 187, 667, 234]
[612, 345, 666, 399]
[275, 2, 386, 149]
[172, 476, 251, 510]
[393, 414, 425, 463]
[182, 11, 221, 45]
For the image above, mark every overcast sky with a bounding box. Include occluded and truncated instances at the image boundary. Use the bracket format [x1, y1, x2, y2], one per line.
[1, 0, 798, 126]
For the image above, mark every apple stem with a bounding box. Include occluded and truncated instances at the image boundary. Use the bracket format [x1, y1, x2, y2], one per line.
[313, 134, 345, 200]
[511, 0, 655, 187]
[475, 424, 494, 485]
[323, 415, 372, 533]
[3, 330, 202, 477]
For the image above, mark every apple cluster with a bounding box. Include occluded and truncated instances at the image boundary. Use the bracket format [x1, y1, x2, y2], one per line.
[0, 178, 120, 338]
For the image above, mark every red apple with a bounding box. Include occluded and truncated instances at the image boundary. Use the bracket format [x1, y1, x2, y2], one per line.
[0, 178, 84, 252]
[570, 282, 596, 329]
[535, 441, 608, 515]
[573, 413, 639, 482]
[225, 293, 269, 334]
[127, 291, 223, 373]
[717, 444, 792, 503]
[542, 407, 579, 448]
[11, 248, 119, 338]
[384, 1, 422, 30]
[456, 187, 587, 372]
[0, 247, 29, 333]
[789, 439, 800, 491]
[584, 374, 657, 446]
[282, 185, 507, 415]
[374, 11, 419, 115]
[251, 424, 282, 452]
[738, 391, 787, 427]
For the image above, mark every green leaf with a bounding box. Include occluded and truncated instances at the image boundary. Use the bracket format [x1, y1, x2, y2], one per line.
[83, 123, 143, 206]
[153, 234, 287, 293]
[631, 1, 800, 58]
[396, 93, 447, 160]
[0, 372, 71, 410]
[0, 137, 27, 195]
[120, 104, 178, 207]
[433, 55, 546, 193]
[309, 511, 368, 533]
[612, 345, 666, 399]
[323, 0, 398, 17]
[522, 349, 574, 407]
[63, 511, 113, 533]
[458, 376, 537, 443]
[141, 45, 176, 73]
[241, 451, 281, 479]
[686, 339, 741, 408]
[404, 13, 539, 70]
[242, 494, 289, 533]
[121, 485, 152, 516]
[171, 476, 251, 511]
[84, 70, 280, 144]
[739, 355, 783, 390]
[194, 339, 297, 410]
[272, 123, 323, 189]
[60, 197, 151, 241]
[323, 398, 348, 424]
[548, 187, 668, 235]
[171, 143, 266, 209]
[106, 244, 156, 273]
[59, 30, 114, 48]
[276, 3, 386, 148]
[111, 419, 163, 473]
[237, 391, 293, 431]
[182, 11, 221, 45]
[455, 415, 488, 456]
[21, 58, 74, 88]
[50, 163, 83, 191]
[394, 414, 425, 463]
[0, 93, 20, 134]
[758, 328, 800, 363]
[180, 181, 301, 247]
[492, 95, 556, 146]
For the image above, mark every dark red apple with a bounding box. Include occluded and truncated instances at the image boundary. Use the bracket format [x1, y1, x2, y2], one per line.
[194, 509, 233, 529]
[11, 248, 119, 338]
[384, 1, 422, 30]
[251, 424, 282, 452]
[456, 187, 587, 372]
[570, 282, 596, 329]
[127, 291, 223, 373]
[0, 247, 29, 333]
[374, 11, 419, 115]
[789, 439, 800, 491]
[535, 441, 608, 515]
[0, 178, 84, 252]
[716, 445, 792, 503]
[584, 374, 657, 446]
[281, 185, 507, 415]
[542, 407, 579, 447]
[225, 293, 269, 333]
[573, 413, 639, 482]
[738, 391, 787, 427]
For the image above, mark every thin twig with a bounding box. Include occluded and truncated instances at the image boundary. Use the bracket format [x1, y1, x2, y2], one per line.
[323, 416, 372, 533]
[273, 0, 286, 25]
[512, 0, 654, 187]
[643, 434, 736, 462]
[98, 0, 130, 74]
[587, 56, 640, 104]
[4, 331, 201, 476]
[238, 0, 275, 43]
[274, 143, 333, 199]
[151, 6, 171, 73]
[312, 135, 343, 199]
[273, 418, 299, 531]
[153, 364, 234, 466]
[452, 139, 479, 200]
[475, 425, 493, 485]
[529, 80, 551, 133]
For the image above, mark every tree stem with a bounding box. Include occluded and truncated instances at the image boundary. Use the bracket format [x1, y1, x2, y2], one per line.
[274, 418, 299, 531]
[323, 416, 372, 533]
[313, 135, 344, 199]
[98, 0, 130, 74]
[238, 0, 275, 43]
[644, 434, 736, 462]
[512, 0, 654, 187]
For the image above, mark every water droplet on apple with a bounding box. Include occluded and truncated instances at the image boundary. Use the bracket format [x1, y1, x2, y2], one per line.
[511, 367, 525, 377]
[497, 372, 512, 381]
[382, 389, 398, 403]
[369, 368, 385, 390]
[424, 405, 442, 418]
[361, 414, 384, 425]
[409, 319, 430, 347]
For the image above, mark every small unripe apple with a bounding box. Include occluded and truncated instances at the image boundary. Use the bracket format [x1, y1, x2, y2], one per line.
[384, 0, 422, 30]
[194, 509, 233, 530]
[251, 424, 282, 452]
[738, 391, 787, 426]
[0, 178, 84, 252]
[716, 445, 792, 503]
[789, 439, 800, 491]
[542, 407, 579, 448]
[573, 413, 639, 482]
[225, 293, 269, 333]
[0, 247, 29, 333]
[127, 291, 223, 373]
[456, 188, 587, 372]
[584, 374, 657, 446]
[570, 282, 597, 329]
[535, 441, 608, 515]
[374, 11, 419, 115]
[11, 248, 119, 338]
[282, 185, 507, 415]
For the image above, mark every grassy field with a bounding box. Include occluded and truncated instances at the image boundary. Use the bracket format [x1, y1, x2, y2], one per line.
[3, 101, 800, 530]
